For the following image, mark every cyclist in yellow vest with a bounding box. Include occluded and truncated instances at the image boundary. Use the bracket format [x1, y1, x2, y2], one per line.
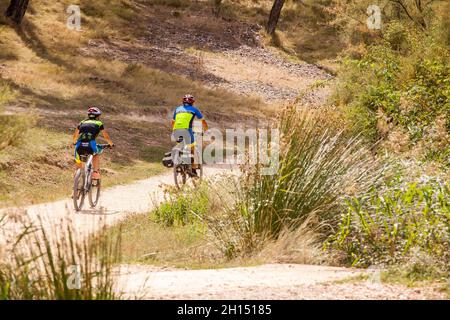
[171, 94, 208, 176]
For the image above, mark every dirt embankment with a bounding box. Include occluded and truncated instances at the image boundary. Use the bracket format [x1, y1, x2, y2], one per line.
[81, 5, 332, 106]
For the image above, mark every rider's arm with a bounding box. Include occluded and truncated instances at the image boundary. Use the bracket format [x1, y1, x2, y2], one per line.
[201, 119, 208, 132]
[102, 130, 114, 147]
[171, 109, 176, 129]
[194, 107, 208, 132]
[73, 128, 80, 145]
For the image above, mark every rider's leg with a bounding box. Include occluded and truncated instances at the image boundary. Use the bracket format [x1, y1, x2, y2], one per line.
[188, 129, 199, 170]
[92, 154, 100, 180]
[74, 142, 83, 176]
[191, 144, 199, 169]
[90, 140, 100, 180]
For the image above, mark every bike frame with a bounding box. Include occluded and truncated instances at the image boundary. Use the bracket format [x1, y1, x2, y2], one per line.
[172, 132, 203, 189]
[73, 144, 111, 211]
[172, 131, 201, 166]
[84, 154, 94, 191]
[78, 144, 108, 192]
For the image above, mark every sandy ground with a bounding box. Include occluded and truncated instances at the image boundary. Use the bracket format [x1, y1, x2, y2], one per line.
[117, 264, 363, 299]
[116, 264, 447, 300]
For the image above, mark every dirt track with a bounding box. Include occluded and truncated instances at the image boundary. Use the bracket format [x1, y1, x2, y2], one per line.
[1, 166, 229, 235]
[116, 264, 446, 300]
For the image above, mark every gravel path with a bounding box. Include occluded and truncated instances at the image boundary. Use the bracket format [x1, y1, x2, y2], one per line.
[0, 167, 228, 238]
[116, 264, 447, 300]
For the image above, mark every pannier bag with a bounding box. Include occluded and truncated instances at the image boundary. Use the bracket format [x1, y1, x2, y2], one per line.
[162, 151, 174, 168]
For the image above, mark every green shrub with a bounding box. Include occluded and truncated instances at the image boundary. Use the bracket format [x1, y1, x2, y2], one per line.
[327, 176, 450, 272]
[154, 184, 210, 227]
[336, 23, 450, 162]
[0, 114, 35, 151]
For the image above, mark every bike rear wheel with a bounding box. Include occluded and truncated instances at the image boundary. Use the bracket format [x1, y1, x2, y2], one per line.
[88, 179, 101, 208]
[191, 164, 203, 187]
[73, 169, 85, 211]
[174, 166, 187, 189]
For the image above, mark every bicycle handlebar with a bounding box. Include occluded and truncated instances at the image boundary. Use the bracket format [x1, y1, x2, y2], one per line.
[97, 144, 114, 149]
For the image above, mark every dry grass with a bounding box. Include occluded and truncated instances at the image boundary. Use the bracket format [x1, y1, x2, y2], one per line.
[257, 218, 331, 265]
[108, 212, 227, 269]
[0, 124, 164, 208]
[0, 0, 269, 115]
[196, 49, 316, 97]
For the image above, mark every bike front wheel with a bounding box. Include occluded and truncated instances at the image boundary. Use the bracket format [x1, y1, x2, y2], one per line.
[88, 179, 101, 208]
[198, 164, 203, 181]
[73, 169, 86, 211]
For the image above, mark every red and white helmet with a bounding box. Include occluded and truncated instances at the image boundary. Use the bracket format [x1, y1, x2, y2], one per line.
[87, 106, 102, 118]
[182, 94, 195, 105]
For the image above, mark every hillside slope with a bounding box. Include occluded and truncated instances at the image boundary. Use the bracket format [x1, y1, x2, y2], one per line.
[0, 0, 331, 207]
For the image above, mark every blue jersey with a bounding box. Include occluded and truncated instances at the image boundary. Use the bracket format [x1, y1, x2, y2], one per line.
[172, 105, 204, 130]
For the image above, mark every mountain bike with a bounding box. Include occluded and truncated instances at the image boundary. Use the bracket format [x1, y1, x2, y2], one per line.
[172, 134, 203, 189]
[73, 144, 112, 211]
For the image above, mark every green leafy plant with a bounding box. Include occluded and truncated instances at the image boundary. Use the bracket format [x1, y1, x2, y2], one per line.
[154, 184, 211, 227]
[0, 82, 35, 151]
[335, 21, 450, 163]
[327, 175, 450, 273]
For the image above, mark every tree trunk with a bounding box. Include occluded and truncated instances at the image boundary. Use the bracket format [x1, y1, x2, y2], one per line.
[266, 0, 285, 36]
[5, 0, 30, 25]
[211, 0, 222, 17]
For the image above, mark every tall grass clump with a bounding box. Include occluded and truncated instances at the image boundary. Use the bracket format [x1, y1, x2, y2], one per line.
[0, 215, 121, 300]
[208, 106, 384, 258]
[326, 175, 450, 276]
